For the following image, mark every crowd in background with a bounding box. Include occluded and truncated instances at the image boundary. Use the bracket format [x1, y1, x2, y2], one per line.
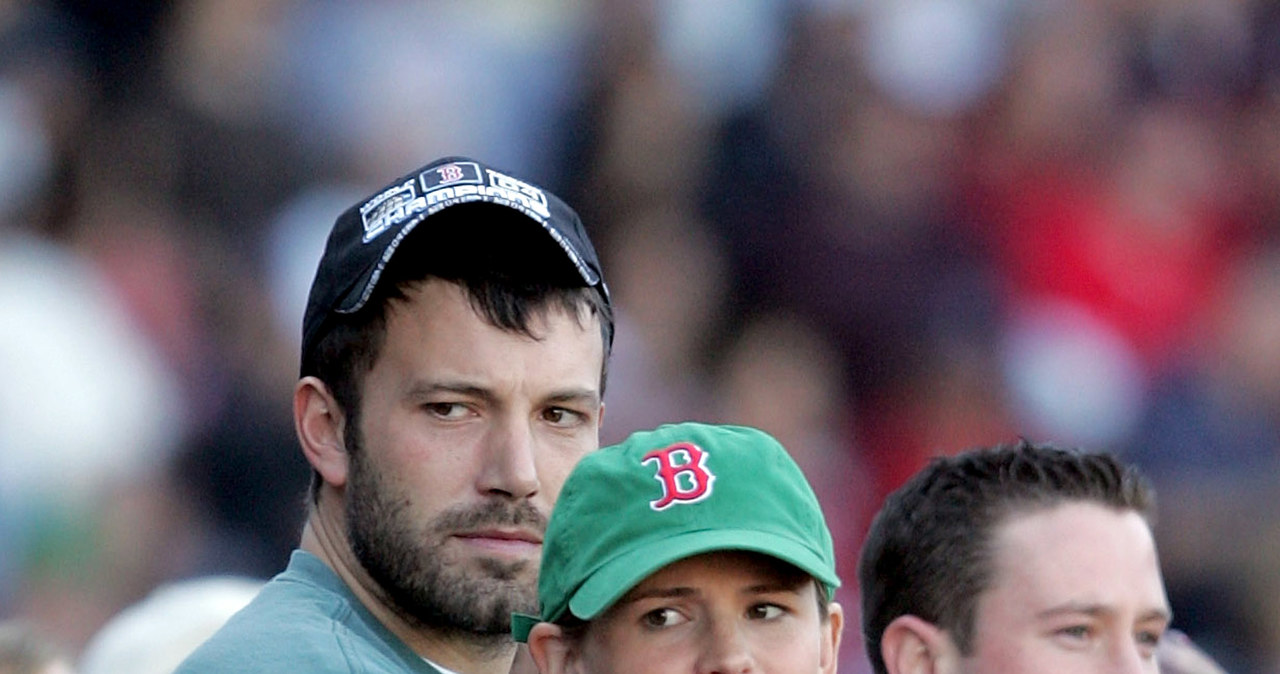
[0, 0, 1278, 672]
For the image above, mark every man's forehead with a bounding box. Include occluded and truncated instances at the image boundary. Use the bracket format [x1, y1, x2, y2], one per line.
[983, 502, 1168, 615]
[993, 501, 1155, 551]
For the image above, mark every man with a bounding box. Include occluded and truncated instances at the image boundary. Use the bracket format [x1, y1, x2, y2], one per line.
[858, 440, 1174, 674]
[512, 422, 844, 674]
[176, 156, 613, 674]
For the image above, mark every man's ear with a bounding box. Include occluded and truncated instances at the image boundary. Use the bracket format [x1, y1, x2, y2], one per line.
[880, 615, 960, 674]
[527, 623, 580, 674]
[294, 376, 349, 489]
[820, 601, 844, 674]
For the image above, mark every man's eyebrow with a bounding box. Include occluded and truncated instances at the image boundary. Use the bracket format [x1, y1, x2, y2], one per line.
[542, 387, 601, 407]
[407, 381, 492, 401]
[405, 382, 599, 407]
[1036, 602, 1173, 623]
[1140, 607, 1174, 624]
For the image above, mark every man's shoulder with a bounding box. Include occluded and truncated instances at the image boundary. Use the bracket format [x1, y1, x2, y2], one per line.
[173, 552, 444, 674]
[172, 564, 362, 672]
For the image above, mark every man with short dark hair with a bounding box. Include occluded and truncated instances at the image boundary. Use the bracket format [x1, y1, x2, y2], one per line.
[858, 440, 1171, 674]
[177, 156, 613, 674]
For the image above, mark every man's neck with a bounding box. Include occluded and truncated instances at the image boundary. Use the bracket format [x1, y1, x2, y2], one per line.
[300, 503, 518, 674]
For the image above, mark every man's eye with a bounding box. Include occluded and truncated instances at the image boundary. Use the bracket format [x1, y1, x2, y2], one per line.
[425, 402, 467, 418]
[747, 604, 786, 621]
[1057, 625, 1092, 640]
[641, 608, 685, 629]
[1136, 629, 1163, 648]
[542, 407, 582, 426]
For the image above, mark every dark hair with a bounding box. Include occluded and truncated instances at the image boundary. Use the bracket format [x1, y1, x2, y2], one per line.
[299, 204, 614, 502]
[857, 440, 1154, 674]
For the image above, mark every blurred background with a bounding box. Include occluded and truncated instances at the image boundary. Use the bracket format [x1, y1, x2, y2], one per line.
[0, 0, 1278, 671]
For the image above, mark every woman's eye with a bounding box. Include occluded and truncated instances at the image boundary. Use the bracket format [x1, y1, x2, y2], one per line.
[641, 608, 685, 629]
[747, 604, 786, 621]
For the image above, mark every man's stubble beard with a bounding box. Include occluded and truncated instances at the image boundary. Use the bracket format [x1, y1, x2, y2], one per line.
[345, 428, 546, 644]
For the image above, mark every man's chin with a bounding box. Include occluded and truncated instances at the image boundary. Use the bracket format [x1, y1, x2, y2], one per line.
[403, 573, 537, 637]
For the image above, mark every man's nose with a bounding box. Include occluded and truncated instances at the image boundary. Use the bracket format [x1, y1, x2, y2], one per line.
[476, 418, 540, 498]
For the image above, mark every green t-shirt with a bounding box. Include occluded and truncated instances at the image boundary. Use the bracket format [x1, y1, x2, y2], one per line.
[174, 550, 445, 673]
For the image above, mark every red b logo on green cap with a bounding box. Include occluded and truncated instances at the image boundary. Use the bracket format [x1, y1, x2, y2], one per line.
[643, 442, 716, 511]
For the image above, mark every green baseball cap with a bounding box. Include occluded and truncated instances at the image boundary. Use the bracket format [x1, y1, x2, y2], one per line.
[511, 422, 840, 641]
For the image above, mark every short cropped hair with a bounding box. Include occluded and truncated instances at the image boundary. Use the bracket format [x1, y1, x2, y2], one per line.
[857, 440, 1154, 674]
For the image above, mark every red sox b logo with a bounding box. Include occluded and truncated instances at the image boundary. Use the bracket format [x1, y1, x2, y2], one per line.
[642, 442, 715, 511]
[435, 164, 466, 183]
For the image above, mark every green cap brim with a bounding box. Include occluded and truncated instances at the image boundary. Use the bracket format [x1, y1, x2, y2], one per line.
[566, 528, 840, 622]
[511, 612, 539, 643]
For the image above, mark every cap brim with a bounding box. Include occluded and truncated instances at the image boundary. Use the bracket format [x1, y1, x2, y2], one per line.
[511, 612, 539, 643]
[334, 201, 599, 316]
[566, 528, 840, 622]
